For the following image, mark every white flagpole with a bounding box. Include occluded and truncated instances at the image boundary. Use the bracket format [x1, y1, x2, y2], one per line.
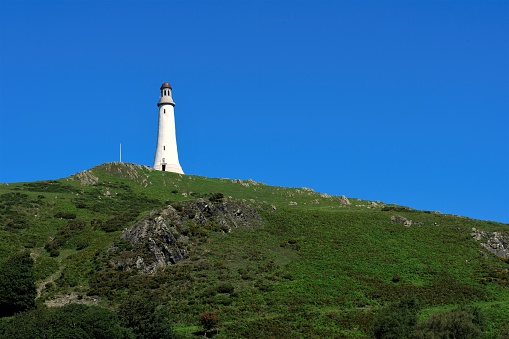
[120, 143, 122, 162]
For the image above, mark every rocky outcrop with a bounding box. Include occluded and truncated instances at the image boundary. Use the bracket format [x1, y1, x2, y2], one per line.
[70, 170, 99, 186]
[471, 228, 509, 259]
[390, 215, 423, 227]
[70, 162, 154, 187]
[111, 198, 262, 273]
[339, 195, 351, 205]
[171, 197, 262, 231]
[120, 205, 187, 272]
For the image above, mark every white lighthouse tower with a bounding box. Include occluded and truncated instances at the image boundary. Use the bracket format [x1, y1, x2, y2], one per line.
[153, 82, 184, 174]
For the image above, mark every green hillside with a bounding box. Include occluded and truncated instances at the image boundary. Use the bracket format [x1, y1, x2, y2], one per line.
[1, 162, 508, 338]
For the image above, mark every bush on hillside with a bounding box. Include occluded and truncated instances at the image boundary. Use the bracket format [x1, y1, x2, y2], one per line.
[0, 304, 133, 338]
[22, 180, 77, 193]
[0, 252, 36, 317]
[44, 236, 64, 253]
[88, 269, 132, 298]
[411, 306, 486, 339]
[0, 192, 39, 230]
[216, 282, 235, 294]
[373, 297, 421, 339]
[100, 210, 140, 232]
[54, 211, 76, 219]
[381, 205, 413, 212]
[117, 295, 176, 339]
[209, 193, 224, 202]
[200, 311, 220, 334]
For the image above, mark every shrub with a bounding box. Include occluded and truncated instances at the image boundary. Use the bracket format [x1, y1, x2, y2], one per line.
[373, 297, 420, 339]
[58, 220, 86, 239]
[44, 282, 56, 292]
[382, 205, 412, 212]
[255, 279, 273, 292]
[55, 269, 79, 288]
[209, 193, 224, 202]
[44, 237, 64, 253]
[90, 218, 104, 230]
[0, 192, 39, 230]
[54, 211, 76, 219]
[75, 201, 87, 209]
[23, 238, 36, 248]
[49, 249, 60, 257]
[216, 282, 235, 294]
[199, 287, 217, 298]
[100, 210, 140, 232]
[212, 294, 232, 306]
[0, 304, 133, 338]
[0, 252, 36, 317]
[89, 269, 132, 298]
[200, 311, 220, 334]
[189, 222, 208, 237]
[117, 295, 175, 338]
[76, 240, 89, 250]
[22, 181, 77, 193]
[282, 273, 293, 280]
[411, 306, 485, 339]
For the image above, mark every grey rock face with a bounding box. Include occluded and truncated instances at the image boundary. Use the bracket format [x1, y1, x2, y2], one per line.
[70, 170, 99, 186]
[391, 215, 413, 227]
[112, 198, 262, 273]
[339, 195, 351, 205]
[171, 198, 262, 232]
[471, 228, 509, 259]
[121, 205, 186, 273]
[390, 215, 423, 227]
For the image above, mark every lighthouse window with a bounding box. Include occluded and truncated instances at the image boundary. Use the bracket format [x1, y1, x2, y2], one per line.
[164, 109, 166, 113]
[164, 146, 166, 150]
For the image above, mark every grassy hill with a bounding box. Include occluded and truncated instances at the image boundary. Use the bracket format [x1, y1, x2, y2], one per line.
[0, 162, 508, 338]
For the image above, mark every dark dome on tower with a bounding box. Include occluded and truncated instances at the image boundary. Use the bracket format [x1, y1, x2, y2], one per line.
[160, 82, 172, 90]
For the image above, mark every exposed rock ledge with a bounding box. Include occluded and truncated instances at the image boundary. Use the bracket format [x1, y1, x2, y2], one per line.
[471, 228, 509, 259]
[390, 215, 423, 227]
[110, 197, 262, 273]
[70, 170, 99, 186]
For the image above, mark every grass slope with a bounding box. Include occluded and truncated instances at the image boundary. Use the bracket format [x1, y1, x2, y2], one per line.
[0, 162, 508, 337]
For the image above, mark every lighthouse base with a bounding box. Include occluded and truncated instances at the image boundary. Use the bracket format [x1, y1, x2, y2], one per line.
[154, 163, 184, 174]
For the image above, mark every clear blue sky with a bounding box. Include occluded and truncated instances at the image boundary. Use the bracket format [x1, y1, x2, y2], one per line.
[1, 0, 508, 223]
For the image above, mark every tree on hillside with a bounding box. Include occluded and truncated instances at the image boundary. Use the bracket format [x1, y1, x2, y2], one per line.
[200, 311, 220, 336]
[0, 252, 36, 317]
